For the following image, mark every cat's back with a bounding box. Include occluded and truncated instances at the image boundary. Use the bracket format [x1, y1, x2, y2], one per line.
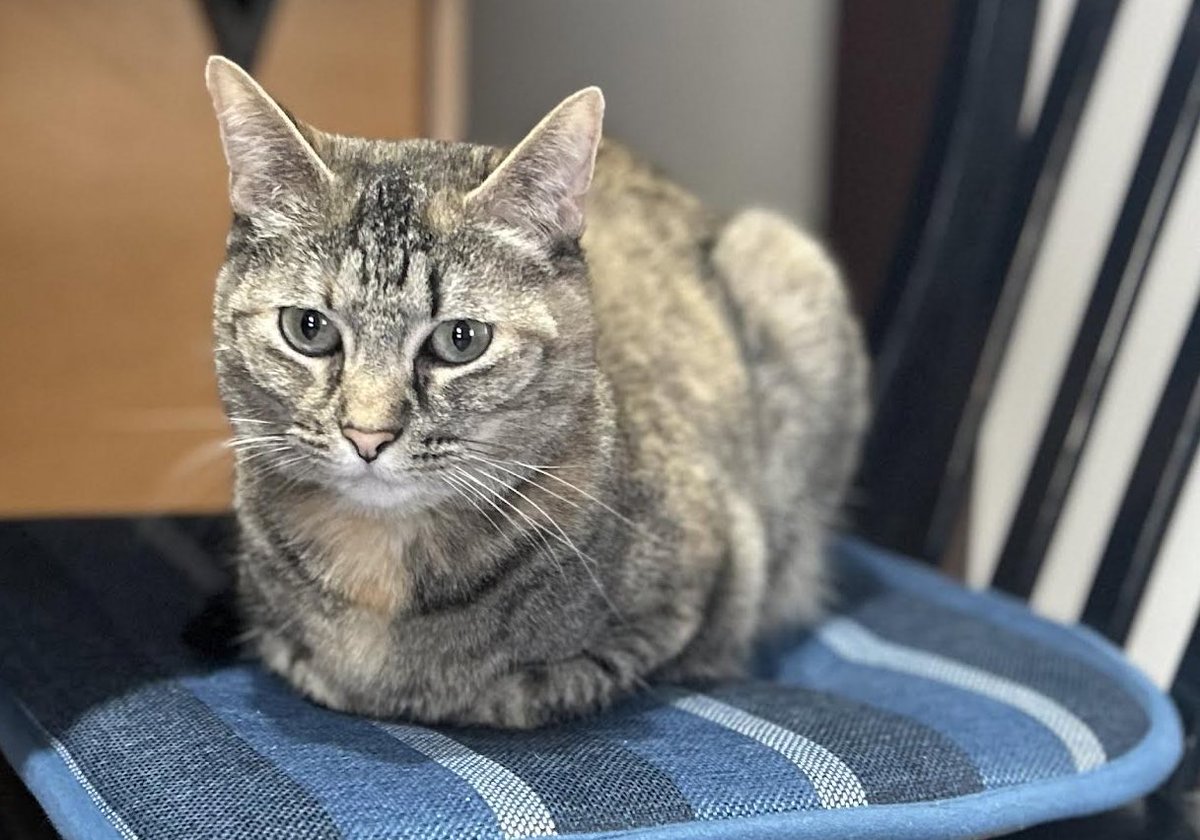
[585, 141, 716, 243]
[583, 142, 868, 610]
[582, 141, 721, 328]
[581, 142, 753, 465]
[582, 141, 866, 466]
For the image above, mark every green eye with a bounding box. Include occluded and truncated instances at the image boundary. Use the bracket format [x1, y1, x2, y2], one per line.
[279, 307, 342, 357]
[428, 319, 493, 364]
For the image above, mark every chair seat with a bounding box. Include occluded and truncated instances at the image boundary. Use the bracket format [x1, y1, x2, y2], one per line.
[0, 517, 1182, 839]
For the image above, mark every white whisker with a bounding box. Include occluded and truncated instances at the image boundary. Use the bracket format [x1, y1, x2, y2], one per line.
[236, 445, 292, 466]
[225, 434, 289, 449]
[449, 466, 569, 585]
[464, 452, 660, 544]
[470, 465, 626, 623]
[466, 457, 584, 512]
[440, 473, 505, 538]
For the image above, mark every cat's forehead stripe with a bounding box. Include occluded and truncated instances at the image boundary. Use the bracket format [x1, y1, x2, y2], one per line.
[350, 170, 433, 292]
[428, 264, 442, 319]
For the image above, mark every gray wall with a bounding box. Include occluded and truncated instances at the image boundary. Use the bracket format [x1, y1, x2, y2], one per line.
[468, 0, 837, 229]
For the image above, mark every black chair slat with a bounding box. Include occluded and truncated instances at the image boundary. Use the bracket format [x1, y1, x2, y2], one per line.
[866, 0, 995, 357]
[993, 4, 1200, 597]
[1082, 296, 1200, 643]
[924, 0, 1124, 559]
[854, 0, 1039, 558]
[1168, 618, 1200, 793]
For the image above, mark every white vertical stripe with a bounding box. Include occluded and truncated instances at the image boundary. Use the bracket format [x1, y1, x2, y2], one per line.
[1125, 451, 1200, 687]
[671, 693, 868, 808]
[818, 619, 1107, 772]
[377, 724, 556, 839]
[1019, 0, 1078, 133]
[1032, 117, 1200, 622]
[969, 0, 1193, 587]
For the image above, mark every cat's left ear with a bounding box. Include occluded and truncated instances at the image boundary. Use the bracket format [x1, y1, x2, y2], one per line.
[465, 87, 605, 241]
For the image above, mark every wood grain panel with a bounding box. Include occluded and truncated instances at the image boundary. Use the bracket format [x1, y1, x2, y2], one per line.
[0, 0, 425, 516]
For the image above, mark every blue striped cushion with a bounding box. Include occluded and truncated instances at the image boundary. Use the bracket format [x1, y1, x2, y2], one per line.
[0, 518, 1182, 839]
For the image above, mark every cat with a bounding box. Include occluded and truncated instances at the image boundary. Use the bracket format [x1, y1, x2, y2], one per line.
[204, 55, 869, 729]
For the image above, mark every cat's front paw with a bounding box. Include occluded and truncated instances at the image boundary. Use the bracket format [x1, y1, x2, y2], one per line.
[257, 632, 350, 712]
[466, 655, 626, 729]
[475, 669, 553, 729]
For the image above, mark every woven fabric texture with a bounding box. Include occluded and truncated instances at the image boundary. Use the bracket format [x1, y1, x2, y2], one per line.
[0, 518, 1182, 840]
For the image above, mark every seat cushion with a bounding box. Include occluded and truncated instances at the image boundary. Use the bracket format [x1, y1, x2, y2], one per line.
[0, 517, 1181, 839]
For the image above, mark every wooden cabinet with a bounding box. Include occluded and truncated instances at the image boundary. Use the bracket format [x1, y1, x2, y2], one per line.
[0, 1, 428, 515]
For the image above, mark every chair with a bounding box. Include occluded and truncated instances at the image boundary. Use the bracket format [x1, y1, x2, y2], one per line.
[859, 0, 1200, 832]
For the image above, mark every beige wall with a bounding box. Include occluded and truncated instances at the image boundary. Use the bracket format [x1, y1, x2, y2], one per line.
[467, 0, 837, 230]
[0, 1, 426, 516]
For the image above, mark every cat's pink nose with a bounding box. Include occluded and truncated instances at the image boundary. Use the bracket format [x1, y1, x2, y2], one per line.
[342, 427, 397, 463]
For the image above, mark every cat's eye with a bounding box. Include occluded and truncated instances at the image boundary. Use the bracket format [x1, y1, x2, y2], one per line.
[279, 307, 342, 357]
[427, 319, 493, 364]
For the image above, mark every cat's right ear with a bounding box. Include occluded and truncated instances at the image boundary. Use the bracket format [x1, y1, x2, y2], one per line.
[204, 56, 334, 220]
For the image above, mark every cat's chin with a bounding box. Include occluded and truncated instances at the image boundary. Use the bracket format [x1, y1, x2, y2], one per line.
[331, 474, 436, 512]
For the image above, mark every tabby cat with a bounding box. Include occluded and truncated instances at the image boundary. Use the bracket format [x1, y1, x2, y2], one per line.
[205, 56, 868, 728]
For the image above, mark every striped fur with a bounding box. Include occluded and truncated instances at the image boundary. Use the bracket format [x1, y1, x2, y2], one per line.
[205, 57, 868, 727]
